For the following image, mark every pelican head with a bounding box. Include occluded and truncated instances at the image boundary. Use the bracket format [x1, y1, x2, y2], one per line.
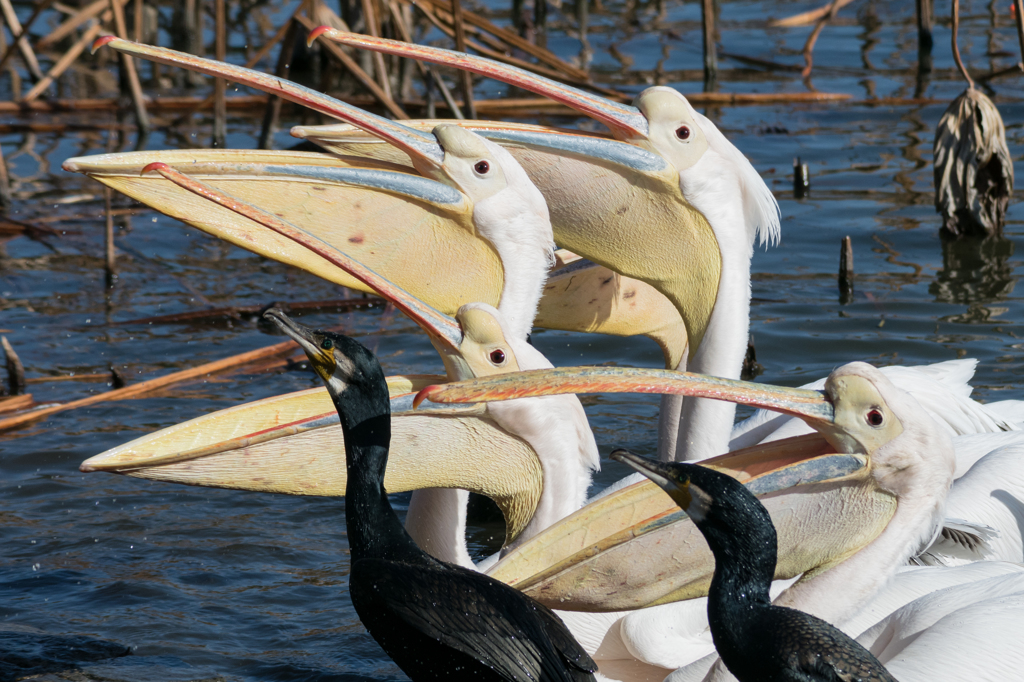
[632, 87, 709, 172]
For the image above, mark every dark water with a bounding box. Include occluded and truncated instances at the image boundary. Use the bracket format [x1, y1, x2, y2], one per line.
[2, 0, 1024, 679]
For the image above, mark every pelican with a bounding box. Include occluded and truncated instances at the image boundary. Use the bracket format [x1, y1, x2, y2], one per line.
[72, 38, 689, 370]
[91, 131, 599, 570]
[266, 310, 597, 681]
[415, 361, 964, 678]
[613, 450, 895, 682]
[90, 34, 776, 462]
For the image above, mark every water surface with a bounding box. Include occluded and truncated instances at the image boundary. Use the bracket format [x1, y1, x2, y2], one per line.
[2, 0, 1024, 679]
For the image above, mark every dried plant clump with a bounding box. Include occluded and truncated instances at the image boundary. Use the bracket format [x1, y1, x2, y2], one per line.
[933, 88, 1014, 237]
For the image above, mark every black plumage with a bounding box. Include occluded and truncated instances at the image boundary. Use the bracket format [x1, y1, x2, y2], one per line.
[265, 309, 596, 682]
[611, 449, 897, 682]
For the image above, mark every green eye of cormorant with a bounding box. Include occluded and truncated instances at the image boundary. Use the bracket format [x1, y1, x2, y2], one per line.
[322, 338, 334, 350]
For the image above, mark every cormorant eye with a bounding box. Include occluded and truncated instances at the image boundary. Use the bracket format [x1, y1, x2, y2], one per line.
[489, 349, 506, 365]
[866, 409, 884, 427]
[474, 160, 490, 174]
[675, 125, 690, 140]
[321, 338, 334, 350]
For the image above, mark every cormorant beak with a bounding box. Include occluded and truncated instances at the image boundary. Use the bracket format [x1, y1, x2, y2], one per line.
[413, 365, 835, 432]
[91, 36, 445, 173]
[263, 309, 336, 382]
[307, 29, 650, 141]
[610, 449, 694, 510]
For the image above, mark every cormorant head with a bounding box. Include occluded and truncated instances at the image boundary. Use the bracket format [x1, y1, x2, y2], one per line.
[610, 449, 775, 552]
[263, 308, 387, 416]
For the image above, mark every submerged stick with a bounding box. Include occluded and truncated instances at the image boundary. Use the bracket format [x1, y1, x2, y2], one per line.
[839, 236, 854, 302]
[1, 336, 26, 396]
[0, 338, 301, 433]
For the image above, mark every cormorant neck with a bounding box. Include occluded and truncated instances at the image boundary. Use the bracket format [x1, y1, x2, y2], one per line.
[698, 494, 777, 625]
[332, 390, 423, 564]
[704, 523, 775, 611]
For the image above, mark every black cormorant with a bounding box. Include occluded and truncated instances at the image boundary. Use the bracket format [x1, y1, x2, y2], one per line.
[264, 308, 597, 682]
[611, 448, 897, 682]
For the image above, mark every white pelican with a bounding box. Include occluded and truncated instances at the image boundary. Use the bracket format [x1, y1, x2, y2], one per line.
[115, 123, 599, 570]
[306, 30, 782, 463]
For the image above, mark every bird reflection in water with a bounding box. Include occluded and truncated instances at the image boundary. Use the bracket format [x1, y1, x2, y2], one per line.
[931, 232, 1015, 309]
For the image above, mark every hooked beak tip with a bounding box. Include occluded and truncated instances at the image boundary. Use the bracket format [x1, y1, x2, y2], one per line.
[92, 35, 117, 55]
[140, 161, 169, 177]
[307, 25, 332, 48]
[412, 386, 439, 409]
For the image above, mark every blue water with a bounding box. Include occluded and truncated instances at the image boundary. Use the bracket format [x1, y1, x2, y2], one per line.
[2, 0, 1024, 679]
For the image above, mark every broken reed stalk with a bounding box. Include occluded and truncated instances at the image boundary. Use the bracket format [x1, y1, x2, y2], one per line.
[0, 140, 11, 210]
[133, 0, 143, 41]
[258, 18, 297, 149]
[38, 0, 113, 49]
[1014, 0, 1024, 66]
[917, 0, 933, 68]
[388, 0, 463, 118]
[170, 1, 305, 128]
[359, 0, 395, 101]
[109, 0, 151, 132]
[0, 0, 43, 81]
[294, 12, 408, 118]
[801, 0, 841, 78]
[23, 18, 103, 102]
[0, 0, 54, 74]
[534, 0, 547, 49]
[104, 186, 116, 282]
[412, 0, 590, 81]
[839, 235, 854, 301]
[701, 0, 716, 90]
[213, 0, 227, 147]
[1, 336, 26, 396]
[0, 394, 33, 414]
[449, 0, 477, 119]
[769, 0, 855, 28]
[951, 0, 974, 88]
[0, 338, 301, 433]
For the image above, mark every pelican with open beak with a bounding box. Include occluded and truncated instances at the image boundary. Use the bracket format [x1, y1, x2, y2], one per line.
[80, 126, 601, 568]
[68, 38, 687, 368]
[86, 36, 744, 460]
[414, 362, 955, 630]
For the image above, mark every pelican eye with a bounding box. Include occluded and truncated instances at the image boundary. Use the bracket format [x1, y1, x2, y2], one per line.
[489, 349, 506, 365]
[866, 409, 884, 427]
[474, 160, 490, 174]
[321, 338, 334, 350]
[675, 125, 690, 140]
